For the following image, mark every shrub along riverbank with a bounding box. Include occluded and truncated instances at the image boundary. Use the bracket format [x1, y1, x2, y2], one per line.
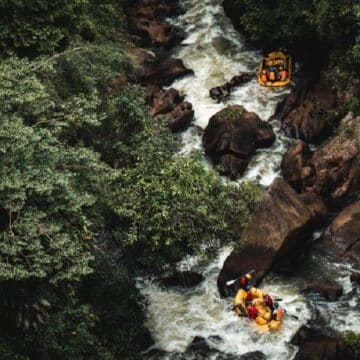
[0, 1, 259, 358]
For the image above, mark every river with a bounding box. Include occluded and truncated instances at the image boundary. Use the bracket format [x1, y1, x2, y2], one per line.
[139, 0, 360, 358]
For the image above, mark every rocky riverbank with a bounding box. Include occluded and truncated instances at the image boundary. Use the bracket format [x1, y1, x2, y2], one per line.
[124, 0, 195, 132]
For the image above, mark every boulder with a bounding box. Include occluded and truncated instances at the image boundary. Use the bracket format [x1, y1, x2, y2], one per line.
[143, 348, 168, 360]
[218, 178, 315, 296]
[350, 272, 360, 284]
[298, 192, 328, 227]
[144, 84, 162, 104]
[304, 281, 343, 301]
[276, 80, 341, 143]
[209, 73, 254, 102]
[308, 113, 360, 200]
[151, 88, 183, 117]
[160, 270, 204, 288]
[323, 201, 360, 265]
[166, 101, 194, 132]
[126, 0, 184, 48]
[183, 336, 238, 359]
[239, 352, 266, 360]
[203, 105, 275, 179]
[281, 140, 313, 192]
[130, 17, 184, 48]
[136, 54, 194, 86]
[291, 326, 356, 360]
[134, 0, 182, 20]
[281, 113, 360, 204]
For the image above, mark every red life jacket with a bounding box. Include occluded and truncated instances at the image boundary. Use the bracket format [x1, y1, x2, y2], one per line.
[240, 276, 246, 287]
[264, 295, 273, 308]
[245, 292, 253, 303]
[247, 305, 258, 320]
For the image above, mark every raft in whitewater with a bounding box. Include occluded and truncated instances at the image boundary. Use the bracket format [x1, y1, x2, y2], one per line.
[233, 288, 284, 332]
[257, 51, 292, 88]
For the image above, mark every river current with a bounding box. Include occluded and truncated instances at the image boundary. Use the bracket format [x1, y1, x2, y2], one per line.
[138, 1, 360, 358]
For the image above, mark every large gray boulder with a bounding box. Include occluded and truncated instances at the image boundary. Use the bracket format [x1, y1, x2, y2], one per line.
[322, 200, 360, 266]
[203, 105, 275, 179]
[218, 177, 325, 296]
[281, 113, 360, 205]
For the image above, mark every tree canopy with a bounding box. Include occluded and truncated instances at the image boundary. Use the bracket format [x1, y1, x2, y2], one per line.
[0, 2, 260, 357]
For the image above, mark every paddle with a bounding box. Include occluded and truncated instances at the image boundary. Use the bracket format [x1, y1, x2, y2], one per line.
[226, 269, 256, 286]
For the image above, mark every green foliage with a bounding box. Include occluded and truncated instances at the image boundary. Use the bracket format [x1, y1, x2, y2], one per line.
[0, 0, 89, 56]
[342, 331, 360, 355]
[0, 337, 27, 360]
[348, 97, 360, 115]
[79, 245, 152, 359]
[35, 303, 113, 360]
[0, 0, 128, 58]
[0, 116, 115, 283]
[113, 121, 260, 271]
[225, 0, 360, 73]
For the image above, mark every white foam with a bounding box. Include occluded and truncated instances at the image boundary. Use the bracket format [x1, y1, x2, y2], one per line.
[140, 248, 311, 360]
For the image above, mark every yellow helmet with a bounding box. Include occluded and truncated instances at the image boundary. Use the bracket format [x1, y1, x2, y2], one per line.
[245, 273, 252, 280]
[262, 290, 267, 297]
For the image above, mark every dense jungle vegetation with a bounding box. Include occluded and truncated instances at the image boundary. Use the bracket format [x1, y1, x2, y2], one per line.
[0, 1, 259, 358]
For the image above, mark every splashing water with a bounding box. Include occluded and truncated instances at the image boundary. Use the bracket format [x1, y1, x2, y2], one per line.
[139, 0, 360, 358]
[140, 247, 311, 359]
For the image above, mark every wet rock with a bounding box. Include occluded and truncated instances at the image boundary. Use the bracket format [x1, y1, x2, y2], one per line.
[203, 105, 275, 179]
[298, 192, 328, 227]
[160, 271, 204, 288]
[281, 113, 360, 206]
[323, 201, 360, 264]
[183, 336, 238, 359]
[239, 352, 266, 360]
[308, 113, 360, 201]
[223, 0, 243, 30]
[281, 140, 313, 192]
[142, 348, 168, 360]
[304, 281, 343, 301]
[130, 17, 184, 48]
[151, 88, 183, 117]
[136, 53, 194, 86]
[276, 80, 342, 143]
[291, 326, 356, 360]
[145, 84, 162, 104]
[126, 0, 184, 48]
[165, 101, 194, 132]
[350, 272, 360, 284]
[187, 336, 211, 353]
[218, 177, 315, 296]
[134, 0, 182, 20]
[209, 73, 254, 102]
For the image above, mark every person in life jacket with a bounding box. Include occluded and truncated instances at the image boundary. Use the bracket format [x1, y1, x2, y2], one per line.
[263, 291, 274, 310]
[247, 304, 259, 320]
[268, 66, 276, 81]
[260, 69, 267, 82]
[279, 67, 287, 81]
[239, 273, 252, 291]
[245, 290, 253, 305]
[271, 302, 282, 319]
[273, 305, 284, 321]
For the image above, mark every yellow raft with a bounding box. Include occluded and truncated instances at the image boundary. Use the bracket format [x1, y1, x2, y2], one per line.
[233, 287, 284, 332]
[257, 51, 292, 88]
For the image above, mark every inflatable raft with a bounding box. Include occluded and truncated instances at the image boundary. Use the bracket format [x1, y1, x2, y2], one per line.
[233, 287, 284, 332]
[257, 51, 292, 88]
